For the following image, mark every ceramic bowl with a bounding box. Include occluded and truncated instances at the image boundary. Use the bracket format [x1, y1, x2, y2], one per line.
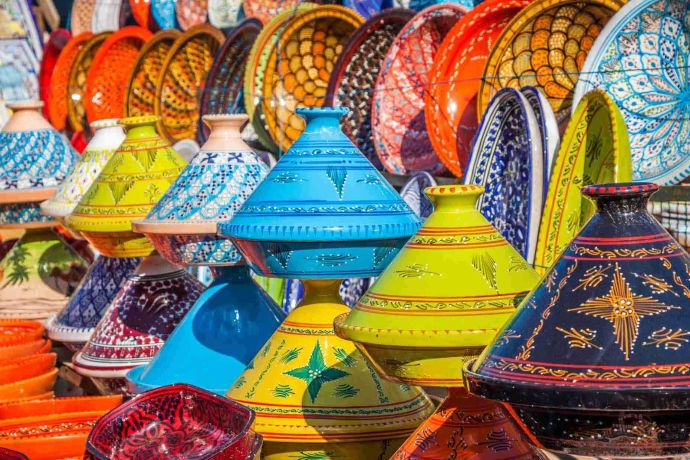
[0, 354, 56, 385]
[0, 369, 58, 402]
[0, 340, 51, 364]
[0, 203, 53, 229]
[0, 447, 27, 459]
[39, 29, 71, 121]
[0, 395, 122, 419]
[0, 320, 44, 346]
[87, 384, 261, 459]
[144, 234, 238, 267]
[0, 393, 53, 406]
[0, 431, 91, 460]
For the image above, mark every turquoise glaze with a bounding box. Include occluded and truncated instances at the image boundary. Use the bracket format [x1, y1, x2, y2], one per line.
[126, 265, 285, 395]
[218, 107, 422, 279]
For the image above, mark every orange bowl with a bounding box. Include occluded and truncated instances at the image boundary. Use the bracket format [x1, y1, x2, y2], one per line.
[0, 395, 121, 420]
[0, 369, 58, 401]
[0, 340, 51, 364]
[0, 392, 53, 405]
[0, 411, 104, 434]
[0, 431, 90, 460]
[0, 320, 45, 346]
[0, 354, 56, 385]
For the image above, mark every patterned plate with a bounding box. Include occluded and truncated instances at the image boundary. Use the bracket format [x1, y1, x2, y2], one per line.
[464, 88, 544, 263]
[207, 0, 242, 28]
[342, 0, 392, 19]
[39, 29, 71, 120]
[85, 27, 152, 124]
[425, 0, 529, 178]
[176, 0, 207, 31]
[242, 0, 301, 25]
[125, 29, 180, 117]
[261, 6, 364, 151]
[533, 90, 632, 274]
[399, 171, 436, 219]
[0, 38, 39, 103]
[129, 0, 152, 28]
[574, 0, 690, 185]
[151, 0, 177, 29]
[66, 31, 109, 132]
[48, 32, 92, 130]
[410, 0, 478, 11]
[478, 0, 624, 130]
[92, 0, 130, 32]
[372, 4, 467, 176]
[521, 86, 560, 193]
[325, 8, 414, 169]
[198, 18, 262, 141]
[70, 0, 96, 35]
[154, 24, 224, 142]
[0, 0, 43, 57]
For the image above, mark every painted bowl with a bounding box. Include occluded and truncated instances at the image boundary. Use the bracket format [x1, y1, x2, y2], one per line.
[0, 354, 56, 385]
[242, 0, 301, 24]
[0, 368, 58, 402]
[0, 392, 53, 406]
[0, 320, 44, 346]
[0, 431, 92, 460]
[0, 203, 53, 229]
[0, 340, 51, 364]
[87, 384, 261, 459]
[0, 395, 122, 419]
[143, 234, 238, 267]
[129, 0, 152, 28]
[0, 447, 27, 459]
[175, 0, 207, 31]
[70, 0, 96, 35]
[39, 29, 71, 120]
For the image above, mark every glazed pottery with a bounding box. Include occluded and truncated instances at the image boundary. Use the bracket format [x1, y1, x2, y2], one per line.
[41, 118, 126, 221]
[218, 107, 422, 279]
[0, 39, 38, 103]
[67, 116, 188, 258]
[70, 0, 96, 35]
[151, 0, 177, 29]
[392, 388, 542, 459]
[45, 256, 140, 351]
[325, 8, 414, 169]
[0, 447, 26, 459]
[425, 0, 530, 177]
[39, 29, 71, 120]
[0, 320, 44, 346]
[0, 368, 57, 402]
[175, 0, 207, 31]
[91, 0, 129, 33]
[574, 0, 690, 185]
[84, 27, 152, 124]
[0, 0, 42, 58]
[478, 0, 624, 129]
[0, 432, 91, 460]
[335, 185, 539, 386]
[343, 0, 392, 18]
[399, 172, 436, 219]
[129, 0, 152, 28]
[207, 0, 242, 28]
[87, 384, 262, 459]
[0, 354, 55, 385]
[533, 90, 632, 274]
[521, 86, 560, 191]
[0, 340, 51, 364]
[260, 6, 364, 151]
[650, 185, 690, 250]
[72, 254, 203, 392]
[466, 182, 690, 457]
[48, 32, 92, 130]
[155, 25, 224, 144]
[464, 88, 544, 264]
[242, 0, 301, 25]
[373, 4, 466, 176]
[125, 30, 180, 118]
[0, 395, 122, 419]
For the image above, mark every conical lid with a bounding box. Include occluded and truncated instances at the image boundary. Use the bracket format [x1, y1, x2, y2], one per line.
[335, 185, 540, 387]
[0, 101, 79, 204]
[41, 118, 126, 219]
[226, 279, 435, 443]
[467, 183, 690, 411]
[67, 116, 187, 257]
[132, 114, 269, 266]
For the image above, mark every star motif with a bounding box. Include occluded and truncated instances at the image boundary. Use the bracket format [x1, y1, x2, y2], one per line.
[284, 341, 349, 402]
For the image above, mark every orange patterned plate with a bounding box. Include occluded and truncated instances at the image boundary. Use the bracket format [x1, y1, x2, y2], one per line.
[176, 0, 208, 31]
[125, 30, 181, 117]
[40, 29, 72, 120]
[478, 0, 625, 129]
[261, 5, 364, 151]
[48, 32, 93, 130]
[84, 27, 152, 124]
[70, 0, 96, 35]
[129, 0, 152, 28]
[154, 24, 224, 143]
[424, 0, 530, 177]
[66, 32, 110, 133]
[243, 0, 301, 25]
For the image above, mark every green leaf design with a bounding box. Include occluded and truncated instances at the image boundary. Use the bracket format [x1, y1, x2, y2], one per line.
[289, 452, 336, 460]
[234, 376, 246, 389]
[333, 347, 357, 367]
[280, 347, 302, 364]
[284, 341, 349, 403]
[4, 245, 29, 287]
[267, 243, 291, 270]
[326, 166, 347, 198]
[472, 253, 497, 290]
[272, 384, 295, 398]
[333, 383, 359, 399]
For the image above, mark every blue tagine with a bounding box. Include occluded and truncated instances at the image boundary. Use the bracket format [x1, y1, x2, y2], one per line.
[128, 114, 285, 395]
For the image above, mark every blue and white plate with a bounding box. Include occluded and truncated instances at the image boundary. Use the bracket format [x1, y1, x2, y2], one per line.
[399, 171, 436, 220]
[464, 87, 543, 264]
[151, 0, 178, 30]
[0, 38, 38, 102]
[0, 0, 42, 58]
[521, 86, 559, 194]
[574, 0, 690, 185]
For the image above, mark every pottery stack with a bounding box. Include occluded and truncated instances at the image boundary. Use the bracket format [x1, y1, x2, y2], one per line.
[126, 114, 285, 395]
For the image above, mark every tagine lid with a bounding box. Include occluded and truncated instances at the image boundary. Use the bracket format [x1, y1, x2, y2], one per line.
[134, 114, 269, 235]
[68, 116, 188, 234]
[0, 101, 79, 205]
[220, 107, 422, 242]
[467, 182, 690, 410]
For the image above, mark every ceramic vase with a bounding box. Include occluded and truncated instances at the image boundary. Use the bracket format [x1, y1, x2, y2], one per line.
[72, 254, 203, 394]
[125, 114, 285, 395]
[67, 116, 188, 258]
[466, 183, 690, 458]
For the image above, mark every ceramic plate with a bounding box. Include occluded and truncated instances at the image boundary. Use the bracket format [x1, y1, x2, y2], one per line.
[242, 0, 301, 25]
[151, 0, 177, 29]
[154, 24, 224, 143]
[207, 0, 241, 28]
[92, 0, 129, 32]
[129, 0, 152, 28]
[372, 4, 466, 176]
[533, 90, 632, 273]
[39, 29, 71, 120]
[521, 86, 559, 193]
[325, 8, 414, 169]
[66, 31, 109, 132]
[574, 0, 690, 185]
[0, 38, 39, 103]
[464, 88, 544, 263]
[70, 0, 96, 35]
[125, 29, 180, 117]
[176, 0, 207, 30]
[399, 171, 436, 219]
[425, 0, 529, 178]
[0, 0, 43, 57]
[261, 6, 364, 152]
[410, 0, 477, 11]
[478, 0, 625, 130]
[85, 27, 151, 124]
[48, 32, 92, 130]
[342, 0, 392, 19]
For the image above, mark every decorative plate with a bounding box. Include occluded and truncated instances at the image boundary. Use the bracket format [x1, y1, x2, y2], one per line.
[70, 0, 96, 35]
[207, 0, 241, 28]
[198, 18, 261, 140]
[176, 0, 207, 31]
[574, 0, 690, 185]
[0, 39, 38, 103]
[154, 25, 224, 143]
[342, 0, 393, 19]
[425, 0, 529, 178]
[151, 0, 177, 29]
[84, 27, 152, 124]
[66, 32, 109, 133]
[372, 4, 467, 176]
[325, 8, 414, 169]
[39, 29, 71, 120]
[533, 90, 632, 274]
[410, 0, 478, 11]
[521, 86, 559, 192]
[129, 0, 152, 28]
[399, 171, 436, 219]
[243, 3, 315, 153]
[478, 0, 624, 129]
[125, 29, 180, 117]
[242, 0, 301, 25]
[92, 0, 130, 33]
[261, 5, 364, 152]
[48, 32, 92, 130]
[464, 88, 544, 263]
[0, 0, 43, 57]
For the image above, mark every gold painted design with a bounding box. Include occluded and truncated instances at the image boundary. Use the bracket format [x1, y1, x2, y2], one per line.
[395, 264, 439, 279]
[472, 253, 497, 290]
[556, 327, 602, 350]
[574, 264, 612, 290]
[643, 327, 690, 351]
[570, 242, 680, 259]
